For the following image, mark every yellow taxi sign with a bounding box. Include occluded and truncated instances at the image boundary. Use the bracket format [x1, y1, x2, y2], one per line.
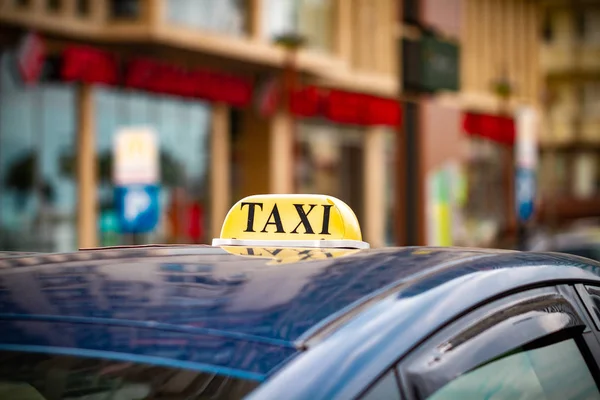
[212, 194, 369, 249]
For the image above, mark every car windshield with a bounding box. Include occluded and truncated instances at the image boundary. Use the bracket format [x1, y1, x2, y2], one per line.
[0, 350, 259, 400]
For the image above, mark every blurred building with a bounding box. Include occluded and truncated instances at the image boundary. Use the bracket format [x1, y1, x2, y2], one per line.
[399, 0, 541, 248]
[0, 0, 399, 251]
[0, 0, 543, 252]
[538, 0, 600, 227]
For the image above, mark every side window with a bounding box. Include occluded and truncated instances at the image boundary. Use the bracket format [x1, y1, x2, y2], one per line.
[428, 338, 599, 400]
[360, 369, 402, 400]
[401, 286, 600, 400]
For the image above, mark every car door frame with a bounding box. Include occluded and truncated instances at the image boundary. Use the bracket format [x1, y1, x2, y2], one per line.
[574, 283, 600, 367]
[394, 284, 600, 400]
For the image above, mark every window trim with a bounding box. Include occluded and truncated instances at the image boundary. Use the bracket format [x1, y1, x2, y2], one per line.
[357, 367, 402, 400]
[575, 283, 600, 330]
[397, 285, 594, 400]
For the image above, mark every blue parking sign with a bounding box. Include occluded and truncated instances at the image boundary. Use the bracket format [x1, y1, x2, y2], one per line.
[115, 185, 160, 233]
[515, 167, 535, 222]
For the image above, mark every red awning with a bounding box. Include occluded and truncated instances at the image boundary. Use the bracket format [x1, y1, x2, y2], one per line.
[291, 86, 401, 127]
[61, 46, 253, 107]
[462, 112, 515, 146]
[59, 45, 401, 126]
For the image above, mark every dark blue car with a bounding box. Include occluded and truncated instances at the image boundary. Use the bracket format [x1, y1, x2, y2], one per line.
[2, 193, 600, 399]
[1, 246, 600, 399]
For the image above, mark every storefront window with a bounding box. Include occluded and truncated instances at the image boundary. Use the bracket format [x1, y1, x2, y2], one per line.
[166, 0, 247, 37]
[0, 53, 77, 252]
[298, 122, 365, 227]
[464, 138, 507, 246]
[262, 0, 334, 53]
[93, 87, 211, 246]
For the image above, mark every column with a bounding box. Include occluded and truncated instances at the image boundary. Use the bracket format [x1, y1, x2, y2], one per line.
[76, 83, 97, 249]
[248, 0, 263, 41]
[364, 126, 386, 247]
[481, 0, 492, 93]
[90, 0, 107, 23]
[210, 103, 231, 239]
[147, 0, 165, 28]
[335, 0, 352, 64]
[269, 110, 294, 194]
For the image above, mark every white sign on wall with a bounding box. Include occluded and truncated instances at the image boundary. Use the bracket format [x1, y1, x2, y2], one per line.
[515, 106, 539, 169]
[113, 127, 160, 185]
[514, 106, 539, 222]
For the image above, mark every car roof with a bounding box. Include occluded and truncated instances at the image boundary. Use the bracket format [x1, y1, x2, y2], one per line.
[1, 245, 600, 384]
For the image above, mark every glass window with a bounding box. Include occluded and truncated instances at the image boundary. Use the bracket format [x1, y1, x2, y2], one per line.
[166, 0, 247, 37]
[584, 9, 600, 44]
[93, 87, 211, 246]
[76, 0, 89, 16]
[0, 53, 77, 252]
[261, 0, 334, 53]
[298, 123, 365, 225]
[0, 350, 258, 399]
[583, 82, 600, 117]
[573, 153, 598, 199]
[361, 369, 402, 400]
[428, 339, 599, 400]
[464, 138, 506, 246]
[110, 0, 140, 20]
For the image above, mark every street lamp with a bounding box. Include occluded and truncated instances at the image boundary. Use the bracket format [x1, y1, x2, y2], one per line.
[274, 32, 307, 192]
[491, 68, 519, 248]
[274, 32, 307, 110]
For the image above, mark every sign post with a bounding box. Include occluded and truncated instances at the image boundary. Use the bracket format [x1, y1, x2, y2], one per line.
[515, 106, 538, 250]
[113, 127, 160, 243]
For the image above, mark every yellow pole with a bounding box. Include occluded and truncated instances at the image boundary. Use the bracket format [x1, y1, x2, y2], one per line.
[76, 83, 98, 249]
[210, 103, 231, 240]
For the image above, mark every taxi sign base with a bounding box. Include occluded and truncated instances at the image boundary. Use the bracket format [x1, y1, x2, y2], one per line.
[212, 238, 370, 249]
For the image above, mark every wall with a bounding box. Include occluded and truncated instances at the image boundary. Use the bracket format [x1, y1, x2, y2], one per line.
[461, 0, 540, 109]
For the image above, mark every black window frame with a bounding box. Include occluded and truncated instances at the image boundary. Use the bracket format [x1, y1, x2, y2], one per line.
[396, 284, 600, 400]
[109, 0, 141, 20]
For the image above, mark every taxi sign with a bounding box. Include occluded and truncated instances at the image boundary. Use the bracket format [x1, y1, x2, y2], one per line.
[212, 194, 370, 249]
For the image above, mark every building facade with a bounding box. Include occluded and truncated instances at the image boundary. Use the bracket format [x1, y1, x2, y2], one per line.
[538, 0, 600, 226]
[0, 0, 544, 252]
[0, 0, 400, 251]
[397, 0, 541, 248]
